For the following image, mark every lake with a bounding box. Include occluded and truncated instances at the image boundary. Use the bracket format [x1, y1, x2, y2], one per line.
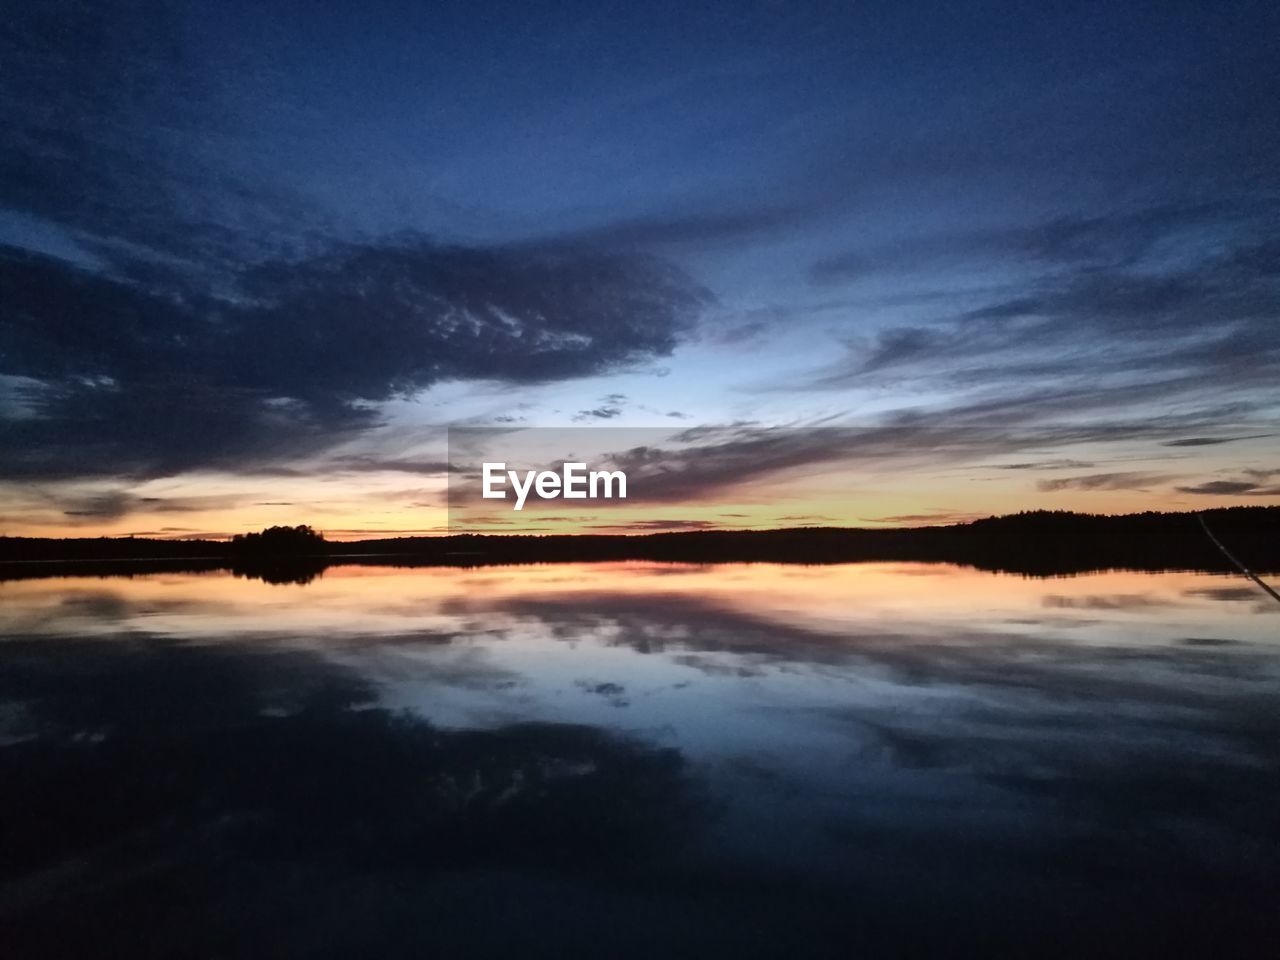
[2, 562, 1278, 957]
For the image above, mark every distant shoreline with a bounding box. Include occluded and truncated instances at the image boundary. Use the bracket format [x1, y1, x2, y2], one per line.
[2, 507, 1278, 581]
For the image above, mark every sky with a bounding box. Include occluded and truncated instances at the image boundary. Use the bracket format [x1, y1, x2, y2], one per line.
[1, 0, 1277, 538]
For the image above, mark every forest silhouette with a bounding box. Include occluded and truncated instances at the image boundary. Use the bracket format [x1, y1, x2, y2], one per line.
[2, 507, 1278, 581]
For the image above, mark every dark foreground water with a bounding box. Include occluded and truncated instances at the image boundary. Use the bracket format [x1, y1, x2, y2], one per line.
[2, 562, 1278, 958]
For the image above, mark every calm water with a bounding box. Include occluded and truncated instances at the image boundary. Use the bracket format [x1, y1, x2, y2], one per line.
[3, 562, 1278, 957]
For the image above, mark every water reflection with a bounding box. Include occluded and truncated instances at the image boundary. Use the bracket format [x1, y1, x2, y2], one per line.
[1, 563, 1277, 956]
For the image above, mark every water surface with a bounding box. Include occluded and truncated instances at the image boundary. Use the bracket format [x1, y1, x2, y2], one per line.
[3, 562, 1277, 957]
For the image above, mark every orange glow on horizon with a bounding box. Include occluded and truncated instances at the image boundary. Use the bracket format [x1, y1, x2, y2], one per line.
[4, 437, 1277, 541]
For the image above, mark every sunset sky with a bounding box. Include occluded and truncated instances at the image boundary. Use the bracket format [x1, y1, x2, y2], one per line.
[2, 0, 1277, 538]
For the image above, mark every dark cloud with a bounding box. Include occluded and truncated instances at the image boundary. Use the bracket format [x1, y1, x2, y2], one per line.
[861, 511, 987, 525]
[1001, 201, 1249, 266]
[2, 3, 715, 485]
[235, 251, 703, 398]
[995, 460, 1096, 471]
[813, 200, 1276, 288]
[593, 426, 994, 504]
[585, 519, 721, 531]
[602, 426, 869, 503]
[573, 393, 629, 422]
[1175, 480, 1280, 496]
[848, 254, 1275, 380]
[0, 242, 706, 479]
[574, 407, 623, 421]
[330, 457, 455, 476]
[588, 417, 1257, 506]
[51, 490, 241, 523]
[803, 200, 1280, 434]
[1163, 435, 1273, 447]
[1037, 473, 1175, 493]
[59, 492, 135, 521]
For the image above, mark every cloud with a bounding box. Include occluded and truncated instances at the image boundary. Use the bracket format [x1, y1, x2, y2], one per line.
[573, 394, 629, 422]
[235, 250, 705, 398]
[800, 199, 1280, 437]
[1175, 480, 1280, 496]
[995, 460, 1096, 471]
[596, 424, 1090, 505]
[812, 200, 1273, 288]
[330, 457, 455, 476]
[5, 0, 1277, 505]
[602, 426, 865, 503]
[1162, 435, 1274, 447]
[860, 511, 987, 525]
[788, 236, 1280, 450]
[59, 491, 136, 521]
[0, 241, 707, 479]
[574, 407, 623, 421]
[582, 414, 1266, 507]
[49, 489, 242, 524]
[443, 419, 1062, 519]
[1036, 473, 1176, 493]
[586, 519, 721, 531]
[2, 3, 717, 485]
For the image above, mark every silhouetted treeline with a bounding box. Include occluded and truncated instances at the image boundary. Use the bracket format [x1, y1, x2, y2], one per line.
[0, 536, 223, 563]
[2, 507, 1278, 580]
[345, 507, 1280, 576]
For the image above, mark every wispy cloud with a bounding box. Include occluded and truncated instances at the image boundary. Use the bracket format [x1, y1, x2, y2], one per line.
[1037, 473, 1176, 493]
[573, 394, 629, 422]
[1176, 480, 1280, 496]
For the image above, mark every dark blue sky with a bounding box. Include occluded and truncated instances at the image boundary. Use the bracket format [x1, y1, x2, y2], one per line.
[1, 0, 1277, 534]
